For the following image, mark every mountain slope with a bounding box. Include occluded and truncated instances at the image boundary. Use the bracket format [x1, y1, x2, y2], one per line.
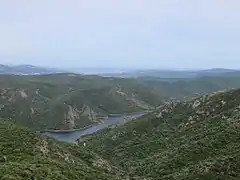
[85, 88, 240, 179]
[0, 120, 122, 180]
[137, 76, 240, 101]
[0, 74, 160, 130]
[1, 74, 240, 131]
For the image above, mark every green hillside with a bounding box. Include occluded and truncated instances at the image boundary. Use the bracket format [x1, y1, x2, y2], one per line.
[0, 120, 122, 180]
[0, 74, 160, 130]
[1, 74, 240, 179]
[137, 76, 240, 101]
[85, 88, 240, 179]
[0, 74, 240, 131]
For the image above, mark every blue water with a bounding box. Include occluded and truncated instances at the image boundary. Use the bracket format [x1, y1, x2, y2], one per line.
[40, 113, 145, 142]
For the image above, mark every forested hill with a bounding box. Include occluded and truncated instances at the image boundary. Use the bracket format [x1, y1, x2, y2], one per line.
[1, 73, 240, 179]
[85, 88, 240, 179]
[0, 74, 240, 131]
[0, 120, 122, 179]
[0, 74, 160, 130]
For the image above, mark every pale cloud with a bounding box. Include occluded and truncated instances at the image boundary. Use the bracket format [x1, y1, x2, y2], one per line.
[0, 0, 240, 69]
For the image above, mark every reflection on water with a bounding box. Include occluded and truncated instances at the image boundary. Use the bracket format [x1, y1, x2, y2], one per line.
[40, 113, 145, 142]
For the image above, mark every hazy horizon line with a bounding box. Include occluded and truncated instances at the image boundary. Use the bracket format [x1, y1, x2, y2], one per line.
[1, 63, 239, 72]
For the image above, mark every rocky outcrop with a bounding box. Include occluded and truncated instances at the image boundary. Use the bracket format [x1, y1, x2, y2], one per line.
[64, 106, 79, 129]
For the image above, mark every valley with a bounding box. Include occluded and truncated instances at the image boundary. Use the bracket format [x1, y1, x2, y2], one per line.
[2, 0, 240, 179]
[40, 112, 145, 142]
[0, 73, 240, 131]
[0, 74, 160, 130]
[0, 71, 240, 179]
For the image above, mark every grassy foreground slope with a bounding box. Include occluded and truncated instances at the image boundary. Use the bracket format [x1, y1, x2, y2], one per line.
[85, 88, 240, 179]
[0, 120, 122, 180]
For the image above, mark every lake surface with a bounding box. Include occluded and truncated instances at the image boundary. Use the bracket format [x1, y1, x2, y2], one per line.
[40, 113, 145, 142]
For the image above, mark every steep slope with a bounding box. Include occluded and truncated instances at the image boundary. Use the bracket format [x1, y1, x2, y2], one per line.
[85, 88, 240, 179]
[0, 74, 159, 130]
[0, 120, 122, 180]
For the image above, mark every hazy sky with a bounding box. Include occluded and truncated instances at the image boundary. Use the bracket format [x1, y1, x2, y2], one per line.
[0, 0, 240, 69]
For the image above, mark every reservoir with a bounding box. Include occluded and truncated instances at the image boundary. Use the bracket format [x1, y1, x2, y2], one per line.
[40, 113, 145, 142]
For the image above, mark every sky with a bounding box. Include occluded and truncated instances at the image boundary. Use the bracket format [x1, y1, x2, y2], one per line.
[0, 0, 240, 70]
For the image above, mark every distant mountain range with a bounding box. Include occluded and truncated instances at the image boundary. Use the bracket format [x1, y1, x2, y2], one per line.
[0, 64, 63, 75]
[98, 68, 240, 78]
[1, 64, 240, 78]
